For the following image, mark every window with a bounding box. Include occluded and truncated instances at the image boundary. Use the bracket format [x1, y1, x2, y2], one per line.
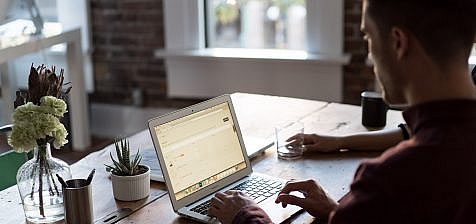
[206, 0, 306, 50]
[162, 0, 344, 55]
[160, 0, 348, 102]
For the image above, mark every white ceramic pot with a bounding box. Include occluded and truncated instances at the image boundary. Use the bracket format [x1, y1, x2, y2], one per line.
[111, 165, 150, 201]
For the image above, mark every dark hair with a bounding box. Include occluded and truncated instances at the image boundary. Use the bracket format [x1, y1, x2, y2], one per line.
[472, 66, 476, 84]
[366, 0, 476, 65]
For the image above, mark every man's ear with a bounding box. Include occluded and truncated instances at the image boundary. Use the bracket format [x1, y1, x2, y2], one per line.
[390, 27, 409, 60]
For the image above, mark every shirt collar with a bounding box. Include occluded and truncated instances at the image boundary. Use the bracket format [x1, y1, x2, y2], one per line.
[403, 99, 476, 134]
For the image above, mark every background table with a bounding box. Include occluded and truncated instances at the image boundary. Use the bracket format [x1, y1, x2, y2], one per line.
[0, 93, 404, 223]
[0, 28, 91, 150]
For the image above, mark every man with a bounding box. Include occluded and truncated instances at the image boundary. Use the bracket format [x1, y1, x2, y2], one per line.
[208, 0, 476, 223]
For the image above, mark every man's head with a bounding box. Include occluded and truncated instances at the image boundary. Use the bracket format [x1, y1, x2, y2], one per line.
[361, 0, 476, 105]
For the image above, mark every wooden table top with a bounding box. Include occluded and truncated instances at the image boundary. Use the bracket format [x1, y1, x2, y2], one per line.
[0, 93, 404, 223]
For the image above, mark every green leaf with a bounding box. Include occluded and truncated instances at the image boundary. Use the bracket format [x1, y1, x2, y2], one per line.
[106, 137, 143, 176]
[105, 164, 116, 173]
[114, 140, 121, 162]
[121, 139, 130, 170]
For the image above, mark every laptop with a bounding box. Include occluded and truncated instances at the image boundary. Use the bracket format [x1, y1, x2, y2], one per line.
[147, 94, 301, 223]
[242, 135, 274, 158]
[141, 139, 272, 183]
[142, 128, 274, 183]
[141, 147, 164, 182]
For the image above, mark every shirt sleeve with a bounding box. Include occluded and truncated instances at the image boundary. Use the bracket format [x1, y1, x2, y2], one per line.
[232, 205, 273, 224]
[329, 161, 407, 224]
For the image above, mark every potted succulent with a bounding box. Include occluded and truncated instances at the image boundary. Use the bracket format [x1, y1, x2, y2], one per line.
[105, 138, 150, 201]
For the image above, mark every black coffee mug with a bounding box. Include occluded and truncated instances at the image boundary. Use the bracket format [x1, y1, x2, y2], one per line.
[361, 91, 388, 127]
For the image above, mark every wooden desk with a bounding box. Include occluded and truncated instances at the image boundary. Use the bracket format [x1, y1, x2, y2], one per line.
[0, 28, 91, 150]
[0, 93, 404, 223]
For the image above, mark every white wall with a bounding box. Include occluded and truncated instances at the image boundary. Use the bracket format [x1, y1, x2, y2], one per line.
[166, 58, 342, 101]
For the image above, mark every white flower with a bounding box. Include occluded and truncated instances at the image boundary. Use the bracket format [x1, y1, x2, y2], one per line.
[8, 97, 69, 152]
[40, 96, 67, 117]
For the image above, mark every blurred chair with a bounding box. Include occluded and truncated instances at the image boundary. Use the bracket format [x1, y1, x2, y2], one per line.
[0, 124, 29, 191]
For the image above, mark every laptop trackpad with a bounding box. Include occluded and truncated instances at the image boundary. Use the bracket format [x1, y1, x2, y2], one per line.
[259, 195, 303, 223]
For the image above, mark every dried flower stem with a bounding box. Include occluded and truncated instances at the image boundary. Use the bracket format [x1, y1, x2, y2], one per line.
[38, 155, 45, 217]
[45, 160, 60, 196]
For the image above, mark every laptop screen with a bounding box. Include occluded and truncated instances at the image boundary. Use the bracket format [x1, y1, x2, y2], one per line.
[152, 101, 247, 200]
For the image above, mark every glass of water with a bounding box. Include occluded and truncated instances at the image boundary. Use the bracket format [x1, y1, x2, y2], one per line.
[275, 121, 304, 160]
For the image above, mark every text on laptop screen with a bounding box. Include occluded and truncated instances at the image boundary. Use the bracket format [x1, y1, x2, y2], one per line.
[153, 102, 247, 200]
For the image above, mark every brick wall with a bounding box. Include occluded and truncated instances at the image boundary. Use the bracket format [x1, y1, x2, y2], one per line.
[89, 0, 373, 106]
[343, 0, 375, 105]
[89, 0, 200, 108]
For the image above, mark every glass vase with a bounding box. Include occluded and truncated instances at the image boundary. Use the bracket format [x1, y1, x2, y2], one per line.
[16, 143, 72, 223]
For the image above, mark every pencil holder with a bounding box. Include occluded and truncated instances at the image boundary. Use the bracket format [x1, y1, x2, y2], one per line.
[63, 179, 93, 224]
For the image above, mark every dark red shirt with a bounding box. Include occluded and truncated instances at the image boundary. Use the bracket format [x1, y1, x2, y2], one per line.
[331, 99, 476, 223]
[232, 99, 476, 224]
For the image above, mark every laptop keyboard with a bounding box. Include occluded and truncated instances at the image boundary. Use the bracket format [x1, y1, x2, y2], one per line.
[190, 176, 283, 216]
[191, 200, 212, 216]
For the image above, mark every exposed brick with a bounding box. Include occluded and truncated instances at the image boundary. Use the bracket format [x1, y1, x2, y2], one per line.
[343, 0, 374, 104]
[345, 24, 363, 40]
[119, 1, 162, 10]
[349, 54, 368, 64]
[91, 3, 163, 55]
[137, 12, 163, 21]
[93, 62, 111, 81]
[90, 0, 117, 9]
[109, 35, 141, 46]
[120, 12, 138, 21]
[345, 14, 362, 24]
[345, 2, 362, 15]
[112, 23, 160, 34]
[345, 40, 367, 55]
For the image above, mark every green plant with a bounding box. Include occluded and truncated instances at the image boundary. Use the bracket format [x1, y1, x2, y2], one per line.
[105, 138, 146, 176]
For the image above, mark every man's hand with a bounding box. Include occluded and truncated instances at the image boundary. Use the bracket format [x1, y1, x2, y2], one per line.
[208, 190, 258, 224]
[275, 179, 338, 220]
[288, 134, 341, 153]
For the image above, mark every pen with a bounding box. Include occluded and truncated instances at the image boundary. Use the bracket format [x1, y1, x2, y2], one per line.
[56, 174, 68, 188]
[86, 169, 96, 185]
